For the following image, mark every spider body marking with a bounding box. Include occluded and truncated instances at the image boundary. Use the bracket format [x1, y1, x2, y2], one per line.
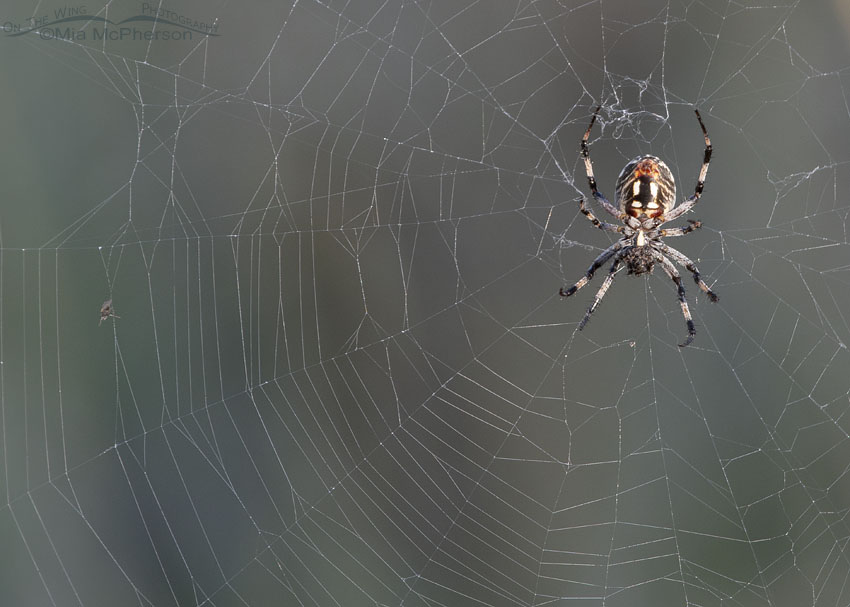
[560, 106, 719, 347]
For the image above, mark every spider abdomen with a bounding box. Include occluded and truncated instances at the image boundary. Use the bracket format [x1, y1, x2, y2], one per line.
[623, 246, 656, 275]
[615, 155, 676, 220]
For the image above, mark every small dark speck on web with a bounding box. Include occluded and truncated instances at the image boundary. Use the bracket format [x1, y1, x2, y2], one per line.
[99, 299, 120, 325]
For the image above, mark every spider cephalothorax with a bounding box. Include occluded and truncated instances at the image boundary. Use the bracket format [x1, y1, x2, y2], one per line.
[560, 107, 719, 347]
[621, 245, 657, 276]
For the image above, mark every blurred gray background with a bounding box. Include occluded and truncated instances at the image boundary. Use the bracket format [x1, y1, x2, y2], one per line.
[1, 0, 849, 605]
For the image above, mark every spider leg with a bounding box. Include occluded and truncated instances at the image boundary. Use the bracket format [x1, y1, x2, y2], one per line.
[655, 242, 719, 302]
[578, 253, 624, 330]
[581, 107, 633, 221]
[560, 241, 625, 297]
[657, 219, 702, 238]
[578, 198, 628, 234]
[654, 252, 696, 347]
[663, 109, 712, 222]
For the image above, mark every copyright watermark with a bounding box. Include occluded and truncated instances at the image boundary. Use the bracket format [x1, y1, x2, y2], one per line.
[2, 3, 220, 41]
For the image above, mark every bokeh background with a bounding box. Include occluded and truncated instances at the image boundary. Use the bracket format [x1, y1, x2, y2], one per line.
[2, 0, 850, 605]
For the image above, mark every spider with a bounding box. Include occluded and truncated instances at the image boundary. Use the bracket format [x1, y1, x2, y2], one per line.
[560, 106, 719, 347]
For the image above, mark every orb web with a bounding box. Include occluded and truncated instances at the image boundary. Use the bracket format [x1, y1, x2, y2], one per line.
[2, 1, 850, 606]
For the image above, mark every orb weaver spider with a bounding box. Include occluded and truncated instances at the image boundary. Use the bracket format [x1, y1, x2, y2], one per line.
[560, 107, 719, 347]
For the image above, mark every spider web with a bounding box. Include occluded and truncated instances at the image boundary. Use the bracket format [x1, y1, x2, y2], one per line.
[2, 0, 850, 605]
